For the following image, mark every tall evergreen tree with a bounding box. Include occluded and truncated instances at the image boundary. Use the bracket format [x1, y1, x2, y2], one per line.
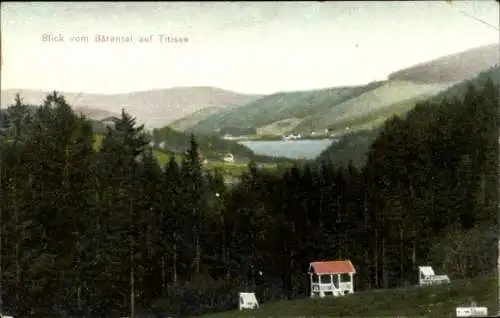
[96, 109, 149, 316]
[180, 135, 206, 276]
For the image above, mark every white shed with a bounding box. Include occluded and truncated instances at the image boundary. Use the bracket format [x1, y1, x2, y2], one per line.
[418, 266, 450, 285]
[239, 292, 259, 310]
[223, 153, 234, 163]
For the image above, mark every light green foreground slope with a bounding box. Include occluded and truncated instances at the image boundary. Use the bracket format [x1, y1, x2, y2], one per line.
[187, 81, 451, 136]
[188, 82, 384, 134]
[294, 81, 453, 134]
[199, 276, 496, 318]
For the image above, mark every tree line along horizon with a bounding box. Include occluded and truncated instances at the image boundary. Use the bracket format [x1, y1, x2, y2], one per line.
[0, 70, 498, 317]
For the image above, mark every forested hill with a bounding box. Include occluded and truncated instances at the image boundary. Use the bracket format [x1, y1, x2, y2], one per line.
[0, 76, 497, 317]
[315, 66, 500, 166]
[151, 125, 254, 161]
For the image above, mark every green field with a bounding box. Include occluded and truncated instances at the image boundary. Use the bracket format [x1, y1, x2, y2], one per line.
[199, 276, 497, 318]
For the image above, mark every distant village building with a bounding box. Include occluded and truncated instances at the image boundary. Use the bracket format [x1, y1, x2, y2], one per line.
[223, 153, 234, 163]
[198, 151, 208, 165]
[282, 133, 302, 141]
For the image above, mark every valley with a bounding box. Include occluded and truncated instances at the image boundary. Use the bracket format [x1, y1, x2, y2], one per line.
[1, 1, 499, 316]
[2, 44, 498, 174]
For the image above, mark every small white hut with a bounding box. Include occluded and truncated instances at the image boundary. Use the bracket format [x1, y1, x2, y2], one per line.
[418, 266, 450, 285]
[223, 153, 234, 163]
[238, 292, 259, 311]
[308, 260, 356, 297]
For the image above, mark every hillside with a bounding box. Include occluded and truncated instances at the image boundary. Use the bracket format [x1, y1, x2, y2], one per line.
[0, 87, 262, 129]
[316, 65, 500, 167]
[430, 65, 500, 102]
[169, 106, 226, 131]
[294, 81, 452, 134]
[198, 276, 496, 318]
[389, 43, 500, 83]
[187, 82, 384, 135]
[184, 44, 499, 137]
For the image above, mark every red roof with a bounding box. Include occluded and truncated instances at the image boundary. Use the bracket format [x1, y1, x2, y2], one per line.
[309, 260, 356, 274]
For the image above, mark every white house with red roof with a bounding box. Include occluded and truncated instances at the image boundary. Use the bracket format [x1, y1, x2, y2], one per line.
[308, 260, 356, 297]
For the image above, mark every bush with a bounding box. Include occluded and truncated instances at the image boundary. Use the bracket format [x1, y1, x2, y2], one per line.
[427, 223, 497, 278]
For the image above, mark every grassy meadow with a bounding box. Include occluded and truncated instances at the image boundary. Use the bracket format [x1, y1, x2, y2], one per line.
[199, 276, 497, 318]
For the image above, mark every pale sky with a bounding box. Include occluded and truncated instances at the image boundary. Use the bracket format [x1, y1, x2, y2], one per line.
[0, 1, 499, 94]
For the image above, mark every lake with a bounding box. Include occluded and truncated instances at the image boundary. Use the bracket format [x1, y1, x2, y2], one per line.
[238, 139, 335, 159]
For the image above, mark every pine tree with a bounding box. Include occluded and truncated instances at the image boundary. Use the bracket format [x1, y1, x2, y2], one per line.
[180, 135, 206, 276]
[134, 147, 163, 302]
[160, 157, 183, 287]
[97, 109, 149, 316]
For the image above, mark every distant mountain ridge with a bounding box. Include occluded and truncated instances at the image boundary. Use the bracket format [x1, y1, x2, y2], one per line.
[2, 44, 498, 135]
[388, 43, 499, 84]
[181, 44, 499, 137]
[0, 87, 263, 129]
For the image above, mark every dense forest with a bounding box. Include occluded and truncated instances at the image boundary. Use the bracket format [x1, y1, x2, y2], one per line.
[0, 69, 498, 317]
